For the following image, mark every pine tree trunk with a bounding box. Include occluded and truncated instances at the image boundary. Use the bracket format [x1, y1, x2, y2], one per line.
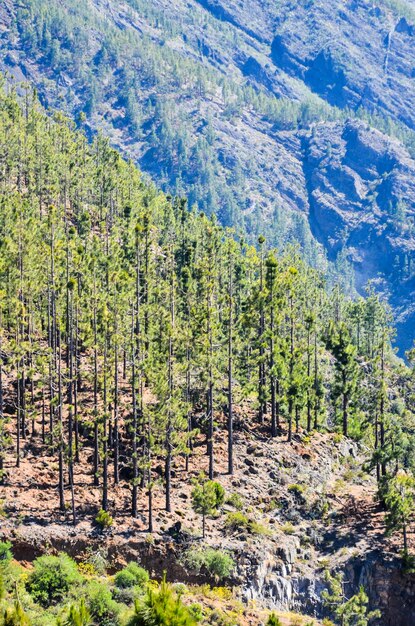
[314, 330, 319, 430]
[113, 315, 119, 485]
[228, 253, 234, 473]
[208, 289, 214, 480]
[58, 332, 65, 512]
[307, 327, 311, 432]
[93, 286, 99, 486]
[102, 331, 108, 511]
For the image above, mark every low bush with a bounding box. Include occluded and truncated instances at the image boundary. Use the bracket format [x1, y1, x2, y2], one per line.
[114, 563, 149, 590]
[225, 493, 243, 510]
[114, 569, 136, 589]
[0, 541, 12, 569]
[224, 511, 249, 532]
[87, 581, 120, 626]
[184, 548, 234, 581]
[288, 484, 305, 496]
[188, 603, 203, 621]
[225, 512, 271, 536]
[125, 563, 149, 587]
[84, 547, 109, 575]
[26, 554, 81, 607]
[0, 541, 12, 587]
[127, 575, 196, 625]
[281, 522, 295, 535]
[95, 509, 114, 530]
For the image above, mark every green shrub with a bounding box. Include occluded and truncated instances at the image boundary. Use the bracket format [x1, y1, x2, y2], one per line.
[281, 522, 295, 535]
[127, 575, 196, 625]
[204, 551, 234, 580]
[95, 509, 114, 530]
[114, 569, 136, 589]
[0, 541, 12, 589]
[188, 603, 203, 621]
[124, 563, 149, 587]
[26, 554, 81, 607]
[288, 484, 305, 496]
[267, 613, 282, 626]
[114, 563, 149, 592]
[224, 512, 270, 536]
[184, 548, 234, 580]
[112, 586, 137, 605]
[87, 582, 120, 626]
[84, 547, 108, 575]
[225, 494, 243, 510]
[0, 542, 12, 569]
[224, 511, 249, 532]
[1, 600, 31, 625]
[63, 598, 91, 626]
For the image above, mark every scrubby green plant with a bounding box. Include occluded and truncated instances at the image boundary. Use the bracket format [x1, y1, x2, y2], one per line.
[114, 569, 136, 590]
[188, 604, 203, 621]
[1, 600, 31, 626]
[26, 554, 81, 607]
[281, 522, 295, 535]
[224, 511, 249, 532]
[86, 582, 120, 626]
[0, 542, 12, 568]
[95, 509, 114, 530]
[62, 598, 91, 626]
[225, 494, 243, 510]
[114, 563, 149, 591]
[83, 547, 109, 576]
[0, 542, 13, 589]
[124, 564, 149, 588]
[127, 574, 197, 625]
[225, 512, 270, 536]
[266, 613, 282, 626]
[184, 549, 234, 581]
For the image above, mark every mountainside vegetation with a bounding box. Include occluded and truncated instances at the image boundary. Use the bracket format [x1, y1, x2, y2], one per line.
[1, 0, 415, 351]
[1, 81, 415, 625]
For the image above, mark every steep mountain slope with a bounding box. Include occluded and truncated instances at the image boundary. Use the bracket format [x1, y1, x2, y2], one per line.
[1, 0, 415, 350]
[1, 50, 415, 626]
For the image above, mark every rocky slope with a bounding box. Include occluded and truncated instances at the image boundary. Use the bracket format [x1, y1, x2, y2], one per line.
[1, 424, 414, 625]
[1, 0, 415, 350]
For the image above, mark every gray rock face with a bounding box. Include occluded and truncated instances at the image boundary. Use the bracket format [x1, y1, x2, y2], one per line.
[1, 0, 415, 350]
[301, 119, 415, 351]
[269, 0, 415, 128]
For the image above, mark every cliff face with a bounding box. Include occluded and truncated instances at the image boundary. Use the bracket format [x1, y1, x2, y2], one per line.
[301, 119, 415, 352]
[1, 0, 415, 350]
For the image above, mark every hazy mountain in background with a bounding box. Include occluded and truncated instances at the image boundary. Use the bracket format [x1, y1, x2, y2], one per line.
[1, 0, 415, 351]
